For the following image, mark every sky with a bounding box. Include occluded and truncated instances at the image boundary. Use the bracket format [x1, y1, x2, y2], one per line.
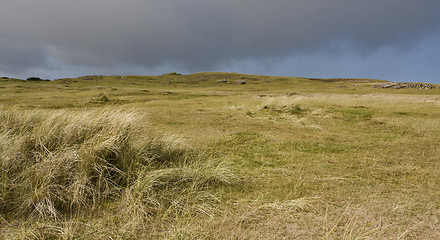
[1, 0, 440, 83]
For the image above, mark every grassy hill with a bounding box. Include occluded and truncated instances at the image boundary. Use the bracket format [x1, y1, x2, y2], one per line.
[1, 73, 440, 239]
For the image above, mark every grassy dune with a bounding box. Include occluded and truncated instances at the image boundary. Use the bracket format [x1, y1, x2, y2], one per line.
[1, 73, 440, 239]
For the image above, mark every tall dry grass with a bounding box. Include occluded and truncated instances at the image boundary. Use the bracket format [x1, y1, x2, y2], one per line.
[0, 107, 236, 235]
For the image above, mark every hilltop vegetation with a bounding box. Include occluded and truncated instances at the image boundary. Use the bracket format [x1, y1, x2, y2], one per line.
[1, 73, 440, 239]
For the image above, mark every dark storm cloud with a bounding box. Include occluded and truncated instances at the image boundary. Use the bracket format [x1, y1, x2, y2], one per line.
[1, 0, 440, 74]
[0, 39, 49, 74]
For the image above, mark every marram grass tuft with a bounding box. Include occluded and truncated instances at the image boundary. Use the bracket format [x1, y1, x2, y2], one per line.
[0, 107, 236, 226]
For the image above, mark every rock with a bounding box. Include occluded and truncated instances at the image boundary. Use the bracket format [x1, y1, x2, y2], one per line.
[373, 82, 438, 89]
[217, 79, 229, 83]
[163, 72, 181, 76]
[234, 80, 246, 85]
[80, 75, 103, 80]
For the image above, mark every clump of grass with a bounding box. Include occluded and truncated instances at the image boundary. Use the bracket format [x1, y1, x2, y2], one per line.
[261, 103, 308, 116]
[0, 107, 140, 219]
[337, 108, 373, 122]
[89, 93, 110, 104]
[119, 159, 236, 228]
[0, 107, 236, 223]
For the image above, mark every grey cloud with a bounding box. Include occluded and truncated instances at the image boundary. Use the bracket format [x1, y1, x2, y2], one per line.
[1, 0, 440, 75]
[0, 38, 49, 74]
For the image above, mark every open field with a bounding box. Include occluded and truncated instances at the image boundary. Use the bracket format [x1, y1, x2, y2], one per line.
[1, 72, 440, 239]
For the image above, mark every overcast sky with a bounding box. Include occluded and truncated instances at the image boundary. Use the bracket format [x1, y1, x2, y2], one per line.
[1, 0, 440, 83]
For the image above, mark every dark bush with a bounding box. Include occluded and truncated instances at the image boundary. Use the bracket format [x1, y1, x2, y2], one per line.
[26, 77, 43, 81]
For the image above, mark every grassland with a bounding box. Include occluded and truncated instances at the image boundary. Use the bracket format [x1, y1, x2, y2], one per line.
[1, 72, 440, 239]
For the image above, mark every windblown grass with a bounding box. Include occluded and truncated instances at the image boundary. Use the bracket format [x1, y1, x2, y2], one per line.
[1, 107, 140, 218]
[0, 107, 236, 239]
